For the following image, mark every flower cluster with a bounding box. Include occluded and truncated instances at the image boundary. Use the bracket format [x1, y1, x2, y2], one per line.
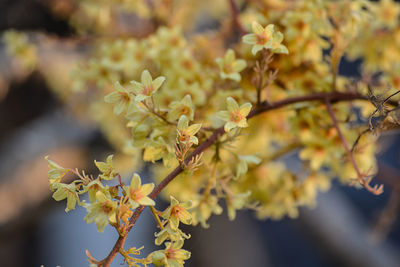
[25, 0, 400, 265]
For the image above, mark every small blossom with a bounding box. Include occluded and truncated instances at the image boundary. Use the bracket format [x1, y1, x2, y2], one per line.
[143, 137, 170, 163]
[217, 97, 252, 132]
[151, 240, 191, 267]
[167, 95, 195, 121]
[81, 179, 108, 203]
[177, 115, 202, 145]
[123, 173, 155, 209]
[45, 156, 69, 189]
[104, 81, 132, 115]
[216, 49, 247, 82]
[243, 22, 274, 55]
[84, 191, 117, 232]
[270, 31, 289, 54]
[162, 196, 192, 230]
[154, 224, 191, 246]
[242, 21, 288, 55]
[130, 70, 165, 102]
[52, 182, 80, 212]
[94, 155, 118, 180]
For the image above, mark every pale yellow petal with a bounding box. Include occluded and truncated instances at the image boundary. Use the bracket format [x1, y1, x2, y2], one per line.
[141, 70, 153, 88]
[242, 33, 257, 44]
[252, 21, 264, 35]
[130, 173, 141, 189]
[226, 97, 239, 112]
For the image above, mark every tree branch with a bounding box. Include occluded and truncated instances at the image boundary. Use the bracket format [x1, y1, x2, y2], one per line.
[325, 99, 384, 195]
[228, 0, 247, 36]
[99, 90, 372, 266]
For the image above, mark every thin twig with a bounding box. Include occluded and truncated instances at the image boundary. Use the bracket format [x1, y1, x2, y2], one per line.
[149, 206, 164, 230]
[325, 99, 383, 195]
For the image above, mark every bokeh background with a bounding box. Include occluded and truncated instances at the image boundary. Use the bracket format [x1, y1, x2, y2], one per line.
[1, 1, 400, 267]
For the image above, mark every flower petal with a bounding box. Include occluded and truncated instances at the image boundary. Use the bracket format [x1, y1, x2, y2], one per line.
[141, 70, 153, 88]
[252, 21, 264, 35]
[237, 119, 249, 128]
[138, 196, 155, 206]
[227, 73, 241, 82]
[215, 57, 223, 68]
[273, 31, 284, 43]
[272, 44, 289, 54]
[130, 80, 143, 94]
[141, 183, 155, 195]
[113, 100, 126, 115]
[130, 173, 141, 189]
[104, 91, 120, 104]
[135, 94, 148, 102]
[114, 81, 125, 92]
[152, 76, 166, 91]
[240, 102, 252, 116]
[224, 121, 237, 132]
[226, 97, 240, 112]
[242, 33, 257, 44]
[232, 59, 247, 72]
[186, 123, 202, 136]
[252, 45, 263, 55]
[265, 24, 275, 36]
[216, 110, 230, 121]
[177, 115, 189, 131]
[225, 49, 235, 63]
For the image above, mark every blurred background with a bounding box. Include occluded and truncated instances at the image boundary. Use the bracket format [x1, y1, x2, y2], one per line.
[1, 1, 400, 267]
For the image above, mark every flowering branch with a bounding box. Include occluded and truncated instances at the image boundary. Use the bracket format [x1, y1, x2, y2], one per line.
[98, 90, 373, 266]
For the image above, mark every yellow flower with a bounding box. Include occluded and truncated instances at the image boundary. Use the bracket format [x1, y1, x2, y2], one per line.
[45, 156, 69, 188]
[243, 22, 274, 55]
[177, 115, 202, 145]
[168, 95, 195, 122]
[154, 223, 190, 246]
[94, 154, 118, 180]
[130, 70, 166, 102]
[52, 182, 80, 212]
[81, 179, 108, 203]
[123, 173, 155, 209]
[216, 49, 247, 82]
[84, 191, 117, 232]
[242, 21, 288, 55]
[162, 196, 192, 230]
[151, 240, 191, 267]
[104, 81, 132, 115]
[217, 97, 252, 132]
[270, 32, 289, 54]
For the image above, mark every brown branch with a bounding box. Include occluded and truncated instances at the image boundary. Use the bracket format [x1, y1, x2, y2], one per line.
[325, 99, 384, 195]
[99, 90, 371, 266]
[228, 0, 247, 36]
